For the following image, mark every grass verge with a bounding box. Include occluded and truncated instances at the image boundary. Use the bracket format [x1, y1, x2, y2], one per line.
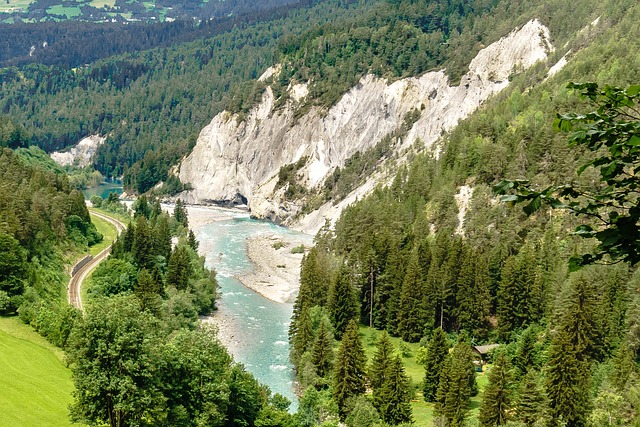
[88, 211, 119, 256]
[0, 316, 76, 426]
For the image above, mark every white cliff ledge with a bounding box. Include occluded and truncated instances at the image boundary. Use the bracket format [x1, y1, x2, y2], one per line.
[50, 135, 105, 168]
[178, 19, 554, 234]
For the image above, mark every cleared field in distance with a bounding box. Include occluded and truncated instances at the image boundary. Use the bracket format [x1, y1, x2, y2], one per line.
[0, 0, 34, 13]
[0, 316, 76, 426]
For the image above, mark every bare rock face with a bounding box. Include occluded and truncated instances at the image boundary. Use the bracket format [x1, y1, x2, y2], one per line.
[50, 135, 105, 168]
[178, 19, 554, 233]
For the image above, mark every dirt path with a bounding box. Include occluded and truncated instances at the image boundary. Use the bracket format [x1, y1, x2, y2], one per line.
[68, 211, 126, 311]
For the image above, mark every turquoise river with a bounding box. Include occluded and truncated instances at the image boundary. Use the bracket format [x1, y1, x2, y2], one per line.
[194, 210, 311, 410]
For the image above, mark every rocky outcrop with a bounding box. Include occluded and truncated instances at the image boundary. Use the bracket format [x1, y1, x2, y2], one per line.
[50, 135, 105, 168]
[178, 19, 555, 233]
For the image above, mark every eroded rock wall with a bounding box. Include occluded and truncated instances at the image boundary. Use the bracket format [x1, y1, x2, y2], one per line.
[178, 19, 554, 233]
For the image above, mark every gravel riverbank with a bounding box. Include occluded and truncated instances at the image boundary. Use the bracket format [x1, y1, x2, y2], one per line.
[236, 233, 309, 304]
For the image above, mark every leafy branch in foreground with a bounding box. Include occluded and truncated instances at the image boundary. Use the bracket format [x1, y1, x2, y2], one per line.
[495, 82, 640, 269]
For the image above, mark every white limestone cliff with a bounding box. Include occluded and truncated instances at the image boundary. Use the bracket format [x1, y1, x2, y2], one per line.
[50, 135, 105, 168]
[178, 19, 554, 233]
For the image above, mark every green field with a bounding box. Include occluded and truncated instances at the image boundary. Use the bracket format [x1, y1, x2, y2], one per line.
[359, 326, 488, 425]
[89, 0, 115, 8]
[46, 4, 82, 17]
[0, 0, 34, 13]
[88, 211, 119, 256]
[0, 317, 76, 426]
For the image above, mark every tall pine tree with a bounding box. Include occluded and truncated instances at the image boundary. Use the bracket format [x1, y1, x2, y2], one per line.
[397, 248, 428, 342]
[132, 215, 154, 270]
[378, 355, 413, 426]
[545, 329, 590, 427]
[329, 264, 358, 339]
[332, 320, 367, 418]
[369, 331, 394, 410]
[479, 352, 512, 426]
[422, 328, 449, 402]
[311, 318, 334, 382]
[435, 340, 476, 427]
[516, 371, 547, 427]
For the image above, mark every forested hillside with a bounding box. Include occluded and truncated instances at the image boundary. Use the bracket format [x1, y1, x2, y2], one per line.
[0, 0, 375, 193]
[0, 146, 100, 345]
[0, 0, 603, 195]
[287, 0, 640, 424]
[0, 0, 319, 68]
[0, 0, 301, 23]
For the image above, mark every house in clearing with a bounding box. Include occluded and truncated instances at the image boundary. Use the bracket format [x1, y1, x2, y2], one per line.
[472, 344, 500, 370]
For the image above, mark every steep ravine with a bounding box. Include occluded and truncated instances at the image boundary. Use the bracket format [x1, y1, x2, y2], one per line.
[177, 19, 554, 234]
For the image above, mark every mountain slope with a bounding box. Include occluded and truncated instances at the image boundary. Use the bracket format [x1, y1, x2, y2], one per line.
[178, 19, 554, 233]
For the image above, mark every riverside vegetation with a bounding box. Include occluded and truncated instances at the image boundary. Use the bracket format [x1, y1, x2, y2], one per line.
[2, 0, 640, 426]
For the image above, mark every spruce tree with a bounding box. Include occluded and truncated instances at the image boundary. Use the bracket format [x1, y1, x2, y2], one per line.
[291, 306, 314, 365]
[290, 248, 333, 345]
[545, 329, 590, 427]
[479, 352, 511, 426]
[516, 371, 547, 427]
[378, 355, 413, 425]
[455, 250, 491, 337]
[123, 221, 135, 254]
[187, 229, 199, 252]
[132, 215, 154, 270]
[166, 245, 193, 290]
[332, 320, 367, 419]
[397, 249, 428, 342]
[422, 328, 449, 402]
[133, 195, 151, 219]
[558, 271, 606, 362]
[328, 265, 358, 339]
[454, 247, 475, 332]
[311, 318, 334, 381]
[435, 340, 475, 427]
[150, 199, 162, 221]
[439, 236, 462, 331]
[134, 268, 162, 313]
[369, 331, 394, 410]
[377, 239, 405, 335]
[174, 199, 189, 228]
[497, 245, 540, 338]
[514, 325, 538, 377]
[153, 214, 172, 261]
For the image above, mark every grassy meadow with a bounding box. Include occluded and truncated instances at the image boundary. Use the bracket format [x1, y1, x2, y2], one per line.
[0, 317, 76, 426]
[359, 326, 488, 425]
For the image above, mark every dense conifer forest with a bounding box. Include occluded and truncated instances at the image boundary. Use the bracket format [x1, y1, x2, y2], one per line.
[285, 0, 640, 423]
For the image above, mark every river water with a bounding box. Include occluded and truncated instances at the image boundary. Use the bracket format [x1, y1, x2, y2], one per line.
[84, 185, 303, 407]
[194, 211, 309, 409]
[82, 180, 123, 199]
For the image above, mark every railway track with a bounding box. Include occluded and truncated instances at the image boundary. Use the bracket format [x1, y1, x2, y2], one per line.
[68, 211, 126, 311]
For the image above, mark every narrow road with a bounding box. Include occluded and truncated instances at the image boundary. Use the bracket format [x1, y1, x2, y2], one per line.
[68, 211, 126, 311]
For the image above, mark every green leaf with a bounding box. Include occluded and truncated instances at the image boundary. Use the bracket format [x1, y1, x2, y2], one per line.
[568, 256, 585, 272]
[500, 195, 519, 202]
[627, 85, 640, 97]
[628, 135, 640, 146]
[574, 224, 594, 235]
[523, 196, 541, 216]
[493, 180, 514, 194]
[553, 117, 572, 132]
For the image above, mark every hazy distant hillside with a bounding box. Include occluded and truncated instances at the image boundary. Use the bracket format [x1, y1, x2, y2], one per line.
[0, 0, 318, 67]
[0, 0, 301, 23]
